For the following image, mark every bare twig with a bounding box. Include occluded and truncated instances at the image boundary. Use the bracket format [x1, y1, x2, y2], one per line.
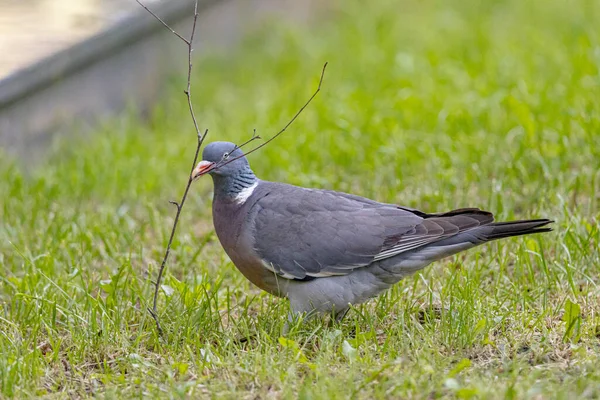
[137, 0, 208, 335]
[135, 0, 190, 44]
[217, 129, 262, 164]
[138, 0, 327, 336]
[148, 129, 207, 335]
[212, 62, 328, 171]
[237, 128, 262, 150]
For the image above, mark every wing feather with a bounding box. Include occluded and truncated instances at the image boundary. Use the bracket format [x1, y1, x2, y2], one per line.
[251, 183, 494, 280]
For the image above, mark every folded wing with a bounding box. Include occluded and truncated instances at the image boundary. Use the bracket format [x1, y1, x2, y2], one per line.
[251, 184, 494, 280]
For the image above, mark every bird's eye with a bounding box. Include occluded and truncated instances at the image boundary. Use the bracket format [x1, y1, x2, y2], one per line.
[223, 152, 230, 159]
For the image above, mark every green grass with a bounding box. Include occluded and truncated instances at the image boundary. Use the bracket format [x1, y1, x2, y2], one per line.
[1, 0, 600, 397]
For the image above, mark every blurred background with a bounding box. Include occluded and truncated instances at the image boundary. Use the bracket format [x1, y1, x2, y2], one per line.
[0, 0, 599, 397]
[0, 0, 319, 156]
[0, 0, 140, 77]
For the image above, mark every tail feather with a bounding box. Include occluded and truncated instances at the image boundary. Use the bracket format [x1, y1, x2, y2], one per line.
[483, 219, 553, 241]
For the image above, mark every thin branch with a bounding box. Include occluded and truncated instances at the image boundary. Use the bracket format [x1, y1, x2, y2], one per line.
[137, 0, 208, 335]
[148, 128, 208, 334]
[138, 0, 327, 336]
[135, 0, 190, 45]
[237, 128, 262, 150]
[217, 129, 261, 164]
[213, 62, 328, 171]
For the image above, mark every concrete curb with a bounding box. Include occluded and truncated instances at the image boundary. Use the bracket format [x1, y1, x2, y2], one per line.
[0, 0, 211, 110]
[0, 0, 318, 158]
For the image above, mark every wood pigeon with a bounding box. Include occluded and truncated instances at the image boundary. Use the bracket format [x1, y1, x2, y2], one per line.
[193, 141, 552, 322]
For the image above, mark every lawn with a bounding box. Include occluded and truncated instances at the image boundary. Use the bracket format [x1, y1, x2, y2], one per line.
[1, 0, 599, 397]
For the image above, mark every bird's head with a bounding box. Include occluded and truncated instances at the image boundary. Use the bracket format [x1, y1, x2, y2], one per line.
[192, 141, 251, 180]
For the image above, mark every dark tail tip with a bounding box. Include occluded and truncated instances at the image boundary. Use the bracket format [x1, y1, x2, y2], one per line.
[486, 219, 553, 240]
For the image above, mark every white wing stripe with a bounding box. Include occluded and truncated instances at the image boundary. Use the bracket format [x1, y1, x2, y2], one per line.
[373, 237, 437, 261]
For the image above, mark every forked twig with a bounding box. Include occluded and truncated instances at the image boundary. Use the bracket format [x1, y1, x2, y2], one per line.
[243, 62, 327, 158]
[210, 63, 327, 171]
[135, 0, 190, 44]
[137, 0, 208, 335]
[137, 0, 327, 335]
[236, 129, 262, 151]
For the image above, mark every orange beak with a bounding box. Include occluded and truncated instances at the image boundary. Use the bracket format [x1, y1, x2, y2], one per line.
[192, 160, 215, 180]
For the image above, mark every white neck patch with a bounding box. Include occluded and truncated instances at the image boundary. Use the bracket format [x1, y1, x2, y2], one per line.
[234, 181, 258, 204]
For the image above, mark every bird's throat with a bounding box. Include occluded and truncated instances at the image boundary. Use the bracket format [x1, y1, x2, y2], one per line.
[212, 169, 257, 203]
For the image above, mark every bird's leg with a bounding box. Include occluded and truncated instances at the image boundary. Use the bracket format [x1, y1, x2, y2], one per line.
[282, 313, 295, 335]
[327, 307, 350, 328]
[334, 307, 350, 323]
[283, 308, 319, 335]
